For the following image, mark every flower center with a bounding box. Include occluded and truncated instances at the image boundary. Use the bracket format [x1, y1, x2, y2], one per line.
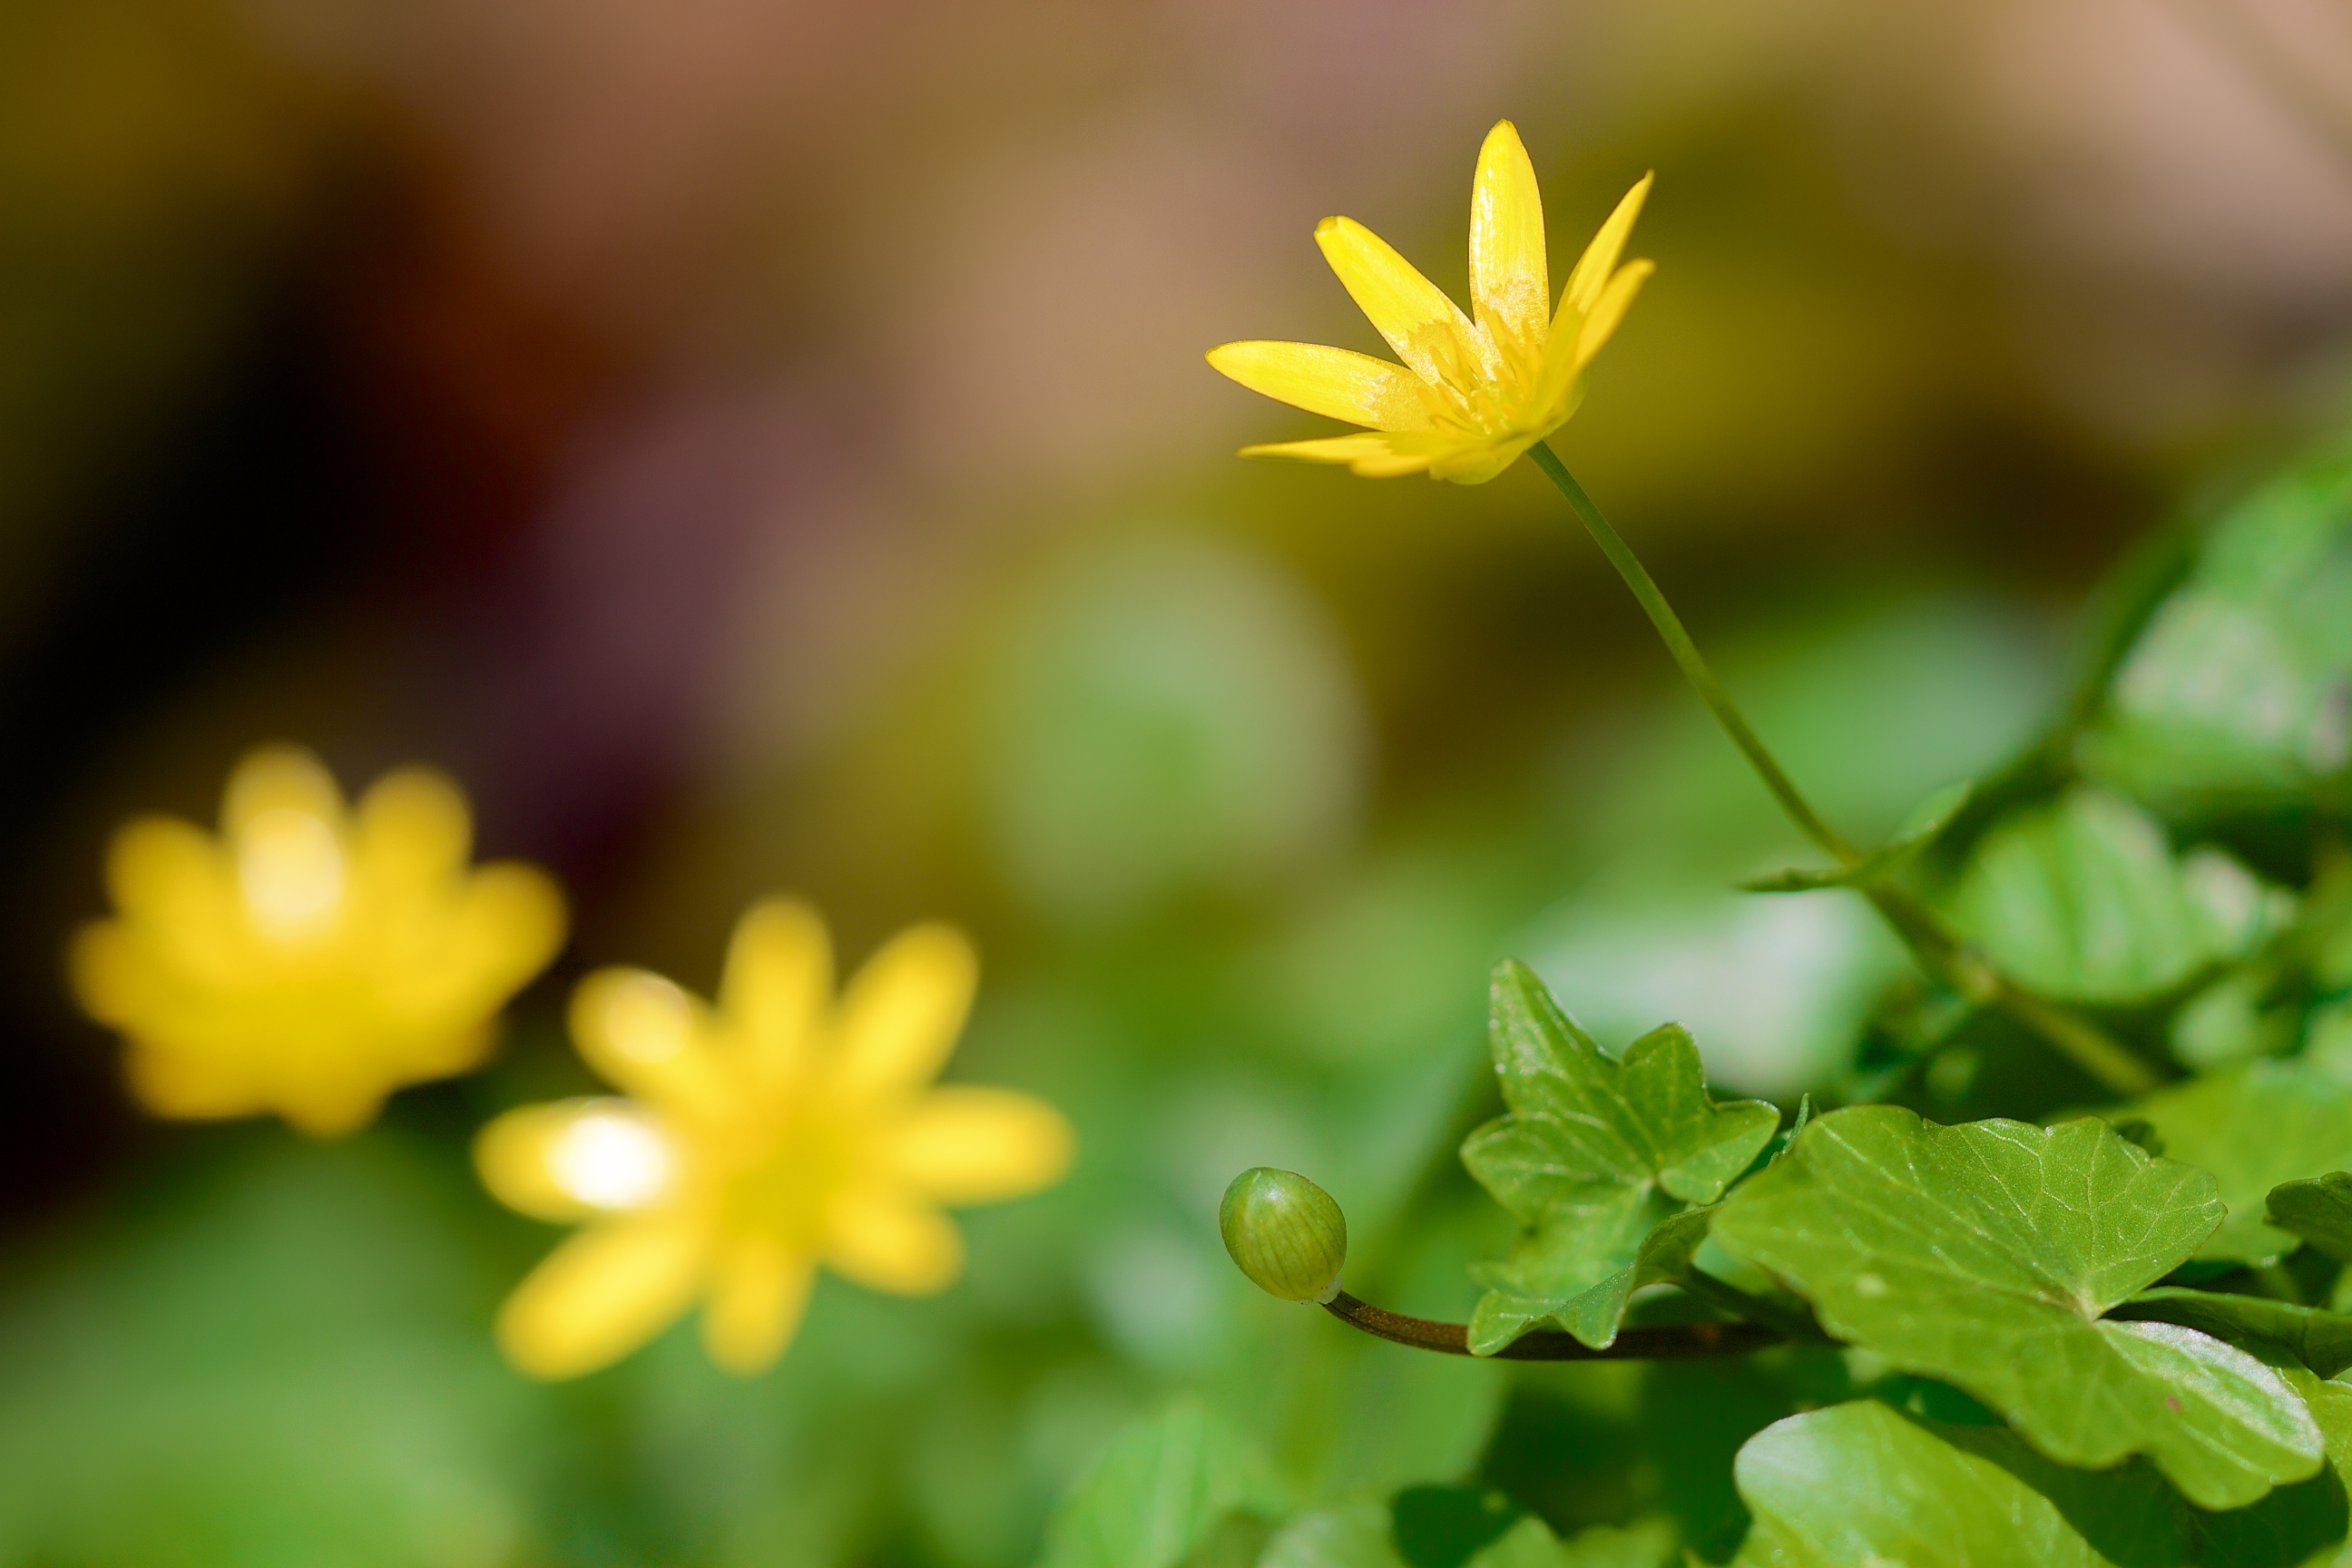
[1411, 322, 1537, 439]
[724, 1105, 860, 1249]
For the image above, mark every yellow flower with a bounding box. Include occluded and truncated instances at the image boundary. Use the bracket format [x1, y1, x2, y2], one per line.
[1208, 121, 1652, 485]
[476, 899, 1074, 1378]
[70, 746, 566, 1136]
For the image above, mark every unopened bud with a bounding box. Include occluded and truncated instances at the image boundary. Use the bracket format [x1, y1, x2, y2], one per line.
[1219, 1168, 1347, 1303]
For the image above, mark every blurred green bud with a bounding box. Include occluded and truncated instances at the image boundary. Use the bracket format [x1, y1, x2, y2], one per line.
[1219, 1168, 1347, 1302]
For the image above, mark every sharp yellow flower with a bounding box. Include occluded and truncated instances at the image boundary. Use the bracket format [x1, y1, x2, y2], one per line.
[70, 746, 566, 1137]
[1208, 121, 1652, 485]
[476, 899, 1074, 1378]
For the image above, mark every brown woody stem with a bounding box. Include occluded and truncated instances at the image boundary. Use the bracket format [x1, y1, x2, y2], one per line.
[1321, 1290, 1784, 1360]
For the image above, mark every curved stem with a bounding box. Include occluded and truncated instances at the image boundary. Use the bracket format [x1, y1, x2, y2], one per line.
[1322, 1290, 1782, 1360]
[1527, 441, 2162, 1100]
[1527, 442, 1859, 864]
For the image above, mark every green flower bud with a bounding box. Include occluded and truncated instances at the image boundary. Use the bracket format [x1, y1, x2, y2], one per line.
[1219, 1168, 1347, 1303]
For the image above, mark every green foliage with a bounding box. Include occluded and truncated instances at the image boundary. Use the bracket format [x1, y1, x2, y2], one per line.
[1943, 787, 2282, 1004]
[2130, 1062, 2352, 1264]
[1055, 441, 2352, 1568]
[1037, 1396, 1281, 1568]
[1252, 1498, 1676, 1568]
[1711, 1107, 2322, 1506]
[1741, 777, 1973, 893]
[1730, 1401, 2179, 1566]
[0, 1134, 541, 1568]
[1459, 961, 1778, 1354]
[2080, 454, 2352, 811]
[2269, 1173, 2352, 1263]
[2111, 1290, 2352, 1381]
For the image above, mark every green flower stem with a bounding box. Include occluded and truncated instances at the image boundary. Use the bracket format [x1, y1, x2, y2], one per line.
[1527, 443, 1858, 864]
[1322, 1290, 1781, 1360]
[1527, 441, 2161, 1100]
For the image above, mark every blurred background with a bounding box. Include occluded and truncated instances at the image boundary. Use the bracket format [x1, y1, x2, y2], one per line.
[7, 0, 2352, 1561]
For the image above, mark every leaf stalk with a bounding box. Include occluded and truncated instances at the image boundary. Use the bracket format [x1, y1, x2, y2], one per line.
[1322, 1290, 1782, 1359]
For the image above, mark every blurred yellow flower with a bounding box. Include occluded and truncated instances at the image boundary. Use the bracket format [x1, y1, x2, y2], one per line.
[1209, 121, 1652, 484]
[71, 746, 567, 1136]
[477, 899, 1074, 1378]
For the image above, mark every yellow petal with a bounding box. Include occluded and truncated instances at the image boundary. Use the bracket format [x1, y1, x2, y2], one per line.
[569, 967, 734, 1120]
[1573, 259, 1653, 372]
[98, 819, 243, 986]
[384, 862, 566, 1019]
[103, 817, 221, 925]
[221, 745, 346, 835]
[1313, 217, 1490, 387]
[476, 1097, 681, 1221]
[886, 1087, 1074, 1204]
[1431, 435, 1539, 486]
[701, 1236, 815, 1373]
[495, 1214, 711, 1379]
[353, 767, 472, 892]
[1239, 431, 1476, 478]
[823, 1186, 964, 1294]
[718, 897, 831, 1089]
[121, 1041, 258, 1121]
[1204, 342, 1434, 432]
[68, 922, 148, 1027]
[828, 923, 976, 1102]
[1468, 121, 1548, 352]
[274, 1076, 388, 1139]
[1560, 173, 1652, 318]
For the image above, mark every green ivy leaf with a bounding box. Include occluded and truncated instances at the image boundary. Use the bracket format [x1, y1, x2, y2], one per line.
[1711, 1106, 2323, 1507]
[1459, 961, 1778, 1355]
[1730, 1400, 2186, 1567]
[2129, 1061, 2352, 1264]
[1944, 787, 2285, 1004]
[1038, 1396, 1279, 1568]
[2079, 453, 2352, 810]
[2193, 1354, 2352, 1568]
[1467, 1207, 1716, 1361]
[2110, 1289, 2352, 1379]
[2269, 1172, 2352, 1264]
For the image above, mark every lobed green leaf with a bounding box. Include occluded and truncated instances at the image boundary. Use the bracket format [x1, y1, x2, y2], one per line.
[1460, 961, 1777, 1354]
[1712, 1106, 2323, 1507]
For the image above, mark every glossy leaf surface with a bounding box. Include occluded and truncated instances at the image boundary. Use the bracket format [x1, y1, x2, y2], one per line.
[1460, 961, 1777, 1353]
[1713, 1106, 2321, 1506]
[1730, 1401, 2180, 1567]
